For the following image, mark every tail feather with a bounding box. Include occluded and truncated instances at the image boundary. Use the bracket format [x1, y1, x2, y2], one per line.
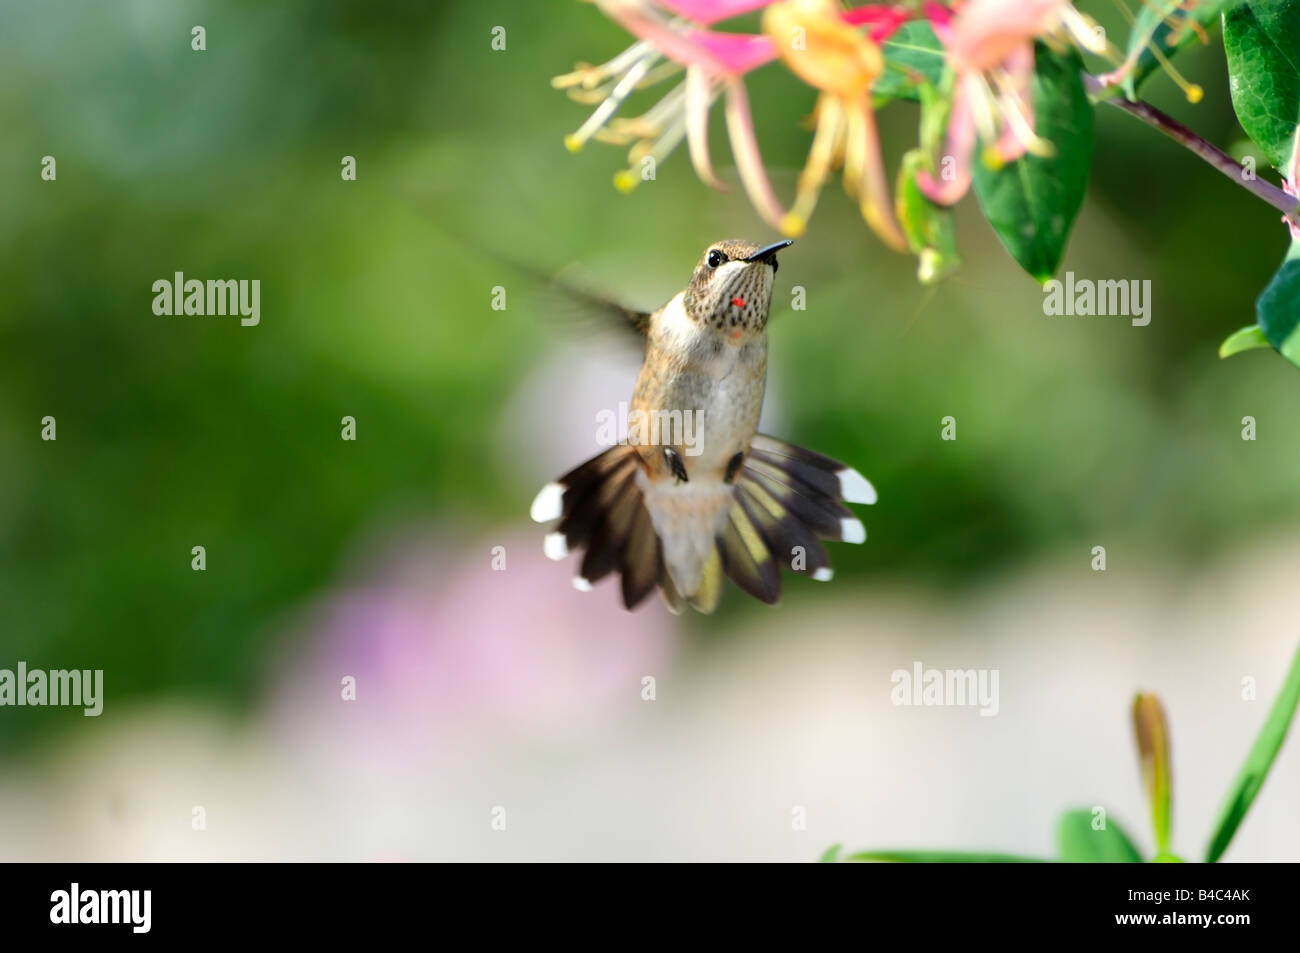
[686, 549, 725, 614]
[551, 451, 638, 549]
[740, 457, 858, 542]
[577, 471, 639, 587]
[657, 565, 687, 614]
[620, 504, 660, 610]
[734, 433, 875, 576]
[532, 446, 669, 610]
[748, 435, 868, 505]
[718, 501, 782, 605]
[736, 482, 833, 581]
[532, 434, 876, 612]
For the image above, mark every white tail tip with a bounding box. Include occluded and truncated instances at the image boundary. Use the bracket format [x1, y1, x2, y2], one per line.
[572, 576, 593, 592]
[544, 532, 568, 561]
[840, 517, 866, 544]
[530, 482, 565, 523]
[837, 468, 877, 505]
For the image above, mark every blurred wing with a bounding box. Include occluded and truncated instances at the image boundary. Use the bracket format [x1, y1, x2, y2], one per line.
[542, 265, 652, 338]
[400, 186, 654, 340]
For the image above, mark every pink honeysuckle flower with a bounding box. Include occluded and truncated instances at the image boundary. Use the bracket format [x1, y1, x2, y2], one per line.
[553, 0, 786, 223]
[554, 0, 916, 244]
[762, 0, 909, 249]
[915, 0, 1106, 206]
[841, 3, 915, 40]
[655, 0, 779, 20]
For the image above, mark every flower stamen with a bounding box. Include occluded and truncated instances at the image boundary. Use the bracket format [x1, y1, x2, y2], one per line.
[564, 50, 659, 153]
[784, 94, 845, 235]
[552, 40, 657, 91]
[618, 114, 689, 190]
[1100, 0, 1203, 102]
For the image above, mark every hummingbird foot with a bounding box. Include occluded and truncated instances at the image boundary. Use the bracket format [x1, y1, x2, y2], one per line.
[663, 447, 689, 484]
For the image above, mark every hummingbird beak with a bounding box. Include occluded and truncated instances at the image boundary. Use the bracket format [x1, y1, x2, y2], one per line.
[745, 240, 793, 267]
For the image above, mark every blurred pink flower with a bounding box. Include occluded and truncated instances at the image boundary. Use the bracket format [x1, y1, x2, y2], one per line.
[915, 0, 1106, 206]
[270, 529, 676, 773]
[761, 0, 910, 248]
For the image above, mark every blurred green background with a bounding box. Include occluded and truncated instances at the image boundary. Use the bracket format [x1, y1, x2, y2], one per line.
[2, 0, 1297, 757]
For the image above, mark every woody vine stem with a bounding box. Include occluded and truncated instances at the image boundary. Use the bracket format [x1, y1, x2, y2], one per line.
[1084, 74, 1300, 223]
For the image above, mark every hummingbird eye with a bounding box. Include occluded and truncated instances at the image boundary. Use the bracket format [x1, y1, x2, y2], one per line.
[706, 249, 726, 269]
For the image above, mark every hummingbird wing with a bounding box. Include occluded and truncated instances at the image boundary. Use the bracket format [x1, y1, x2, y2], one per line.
[402, 191, 654, 339]
[539, 269, 652, 338]
[451, 232, 653, 340]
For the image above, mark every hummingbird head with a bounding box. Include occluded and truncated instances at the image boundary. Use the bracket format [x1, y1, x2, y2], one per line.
[682, 239, 791, 337]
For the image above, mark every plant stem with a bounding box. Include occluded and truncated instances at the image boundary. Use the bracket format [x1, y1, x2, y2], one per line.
[1085, 76, 1299, 224]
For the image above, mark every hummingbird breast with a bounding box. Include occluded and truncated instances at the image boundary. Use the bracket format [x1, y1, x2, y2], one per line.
[631, 292, 767, 477]
[628, 291, 768, 600]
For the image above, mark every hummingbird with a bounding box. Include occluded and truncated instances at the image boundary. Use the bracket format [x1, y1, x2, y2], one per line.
[530, 238, 876, 613]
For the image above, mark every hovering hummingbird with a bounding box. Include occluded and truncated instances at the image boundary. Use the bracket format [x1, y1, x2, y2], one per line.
[530, 238, 876, 613]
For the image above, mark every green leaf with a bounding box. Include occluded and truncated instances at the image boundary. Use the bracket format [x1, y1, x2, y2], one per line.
[1121, 0, 1235, 97]
[973, 44, 1094, 283]
[841, 850, 1050, 863]
[1056, 810, 1144, 862]
[1219, 323, 1271, 357]
[1132, 694, 1174, 855]
[1204, 639, 1300, 862]
[1256, 240, 1300, 366]
[1223, 0, 1300, 170]
[817, 844, 842, 863]
[875, 20, 946, 104]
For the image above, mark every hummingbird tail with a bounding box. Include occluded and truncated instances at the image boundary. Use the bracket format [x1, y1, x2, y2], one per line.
[529, 445, 672, 612]
[723, 434, 877, 595]
[531, 436, 876, 613]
